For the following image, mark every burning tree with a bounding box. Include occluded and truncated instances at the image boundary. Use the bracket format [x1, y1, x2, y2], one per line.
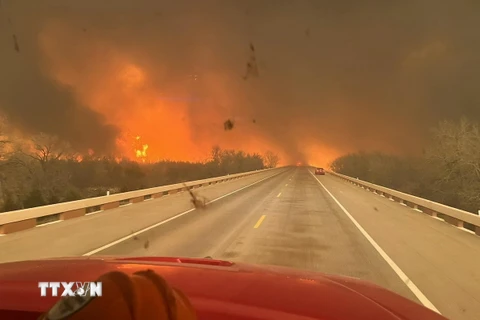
[263, 151, 280, 168]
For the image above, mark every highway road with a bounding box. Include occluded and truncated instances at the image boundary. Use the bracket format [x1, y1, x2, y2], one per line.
[0, 166, 479, 320]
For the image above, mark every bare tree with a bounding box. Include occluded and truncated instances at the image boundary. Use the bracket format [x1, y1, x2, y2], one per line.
[211, 145, 222, 164]
[426, 118, 480, 178]
[8, 133, 76, 205]
[0, 121, 7, 206]
[263, 151, 280, 168]
[0, 120, 34, 211]
[425, 118, 480, 210]
[26, 133, 74, 167]
[6, 133, 73, 177]
[0, 116, 11, 161]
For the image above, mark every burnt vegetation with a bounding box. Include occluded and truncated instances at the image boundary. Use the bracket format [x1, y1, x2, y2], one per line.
[331, 118, 480, 214]
[0, 128, 278, 212]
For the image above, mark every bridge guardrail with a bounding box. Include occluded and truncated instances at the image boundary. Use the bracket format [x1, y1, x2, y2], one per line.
[329, 171, 480, 236]
[0, 167, 285, 235]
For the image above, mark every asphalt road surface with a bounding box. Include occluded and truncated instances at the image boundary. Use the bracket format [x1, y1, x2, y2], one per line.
[1, 166, 479, 320]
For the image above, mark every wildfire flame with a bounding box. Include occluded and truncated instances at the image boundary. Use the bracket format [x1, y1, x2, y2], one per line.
[136, 145, 148, 158]
[134, 135, 149, 162]
[36, 23, 315, 166]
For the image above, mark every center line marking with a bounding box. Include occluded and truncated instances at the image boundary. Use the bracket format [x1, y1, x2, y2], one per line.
[82, 169, 288, 256]
[308, 170, 440, 314]
[254, 215, 266, 228]
[277, 192, 282, 197]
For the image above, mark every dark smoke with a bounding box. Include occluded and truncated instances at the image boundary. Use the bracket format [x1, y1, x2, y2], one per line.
[1, 0, 480, 162]
[0, 1, 118, 153]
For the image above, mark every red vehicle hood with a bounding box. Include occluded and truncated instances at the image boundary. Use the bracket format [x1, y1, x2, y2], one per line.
[0, 256, 446, 320]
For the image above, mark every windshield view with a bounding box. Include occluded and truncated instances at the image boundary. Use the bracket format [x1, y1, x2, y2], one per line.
[0, 1, 479, 320]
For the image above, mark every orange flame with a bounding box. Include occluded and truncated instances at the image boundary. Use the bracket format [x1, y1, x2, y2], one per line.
[38, 22, 341, 166]
[136, 144, 148, 158]
[134, 135, 148, 162]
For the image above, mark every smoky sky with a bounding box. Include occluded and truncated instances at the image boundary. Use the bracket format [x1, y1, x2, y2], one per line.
[0, 1, 120, 153]
[1, 0, 480, 162]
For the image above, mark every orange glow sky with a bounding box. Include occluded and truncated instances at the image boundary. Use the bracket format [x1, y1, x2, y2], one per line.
[36, 19, 308, 165]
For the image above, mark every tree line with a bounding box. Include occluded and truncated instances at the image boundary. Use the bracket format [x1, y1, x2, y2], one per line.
[0, 131, 280, 212]
[331, 118, 480, 214]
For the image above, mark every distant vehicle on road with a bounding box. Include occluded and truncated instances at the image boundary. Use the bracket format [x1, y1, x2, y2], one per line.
[315, 167, 325, 175]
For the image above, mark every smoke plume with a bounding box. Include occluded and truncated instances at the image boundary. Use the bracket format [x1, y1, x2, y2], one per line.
[1, 0, 480, 165]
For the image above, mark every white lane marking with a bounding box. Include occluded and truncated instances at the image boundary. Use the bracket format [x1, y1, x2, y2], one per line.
[461, 228, 475, 235]
[309, 171, 441, 314]
[83, 169, 288, 256]
[86, 210, 104, 216]
[36, 220, 61, 228]
[120, 203, 133, 207]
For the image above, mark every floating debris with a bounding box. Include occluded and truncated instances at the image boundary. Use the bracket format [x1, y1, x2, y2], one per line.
[224, 119, 234, 131]
[243, 42, 259, 80]
[12, 34, 19, 53]
[130, 230, 139, 240]
[184, 183, 207, 209]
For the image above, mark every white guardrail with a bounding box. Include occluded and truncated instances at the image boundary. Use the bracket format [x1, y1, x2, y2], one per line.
[0, 167, 283, 235]
[329, 171, 480, 236]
